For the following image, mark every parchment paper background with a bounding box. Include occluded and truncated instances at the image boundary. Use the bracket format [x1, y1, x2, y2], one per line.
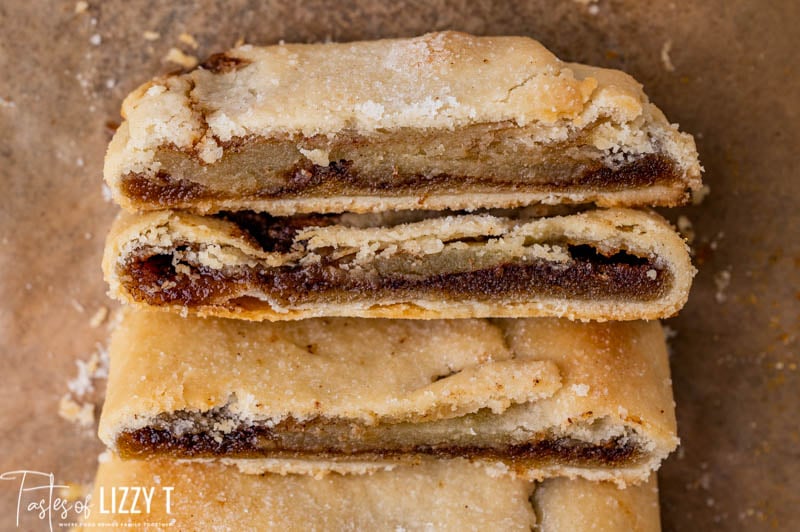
[1, 1, 798, 530]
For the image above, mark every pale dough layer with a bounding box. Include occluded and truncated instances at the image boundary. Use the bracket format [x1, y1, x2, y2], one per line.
[77, 457, 660, 532]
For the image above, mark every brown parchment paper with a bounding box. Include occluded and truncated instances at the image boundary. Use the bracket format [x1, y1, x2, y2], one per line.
[1, 1, 798, 530]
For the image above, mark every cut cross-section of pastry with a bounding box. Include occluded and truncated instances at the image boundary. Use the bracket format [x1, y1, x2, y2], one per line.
[77, 457, 660, 531]
[103, 207, 695, 321]
[104, 31, 701, 215]
[99, 310, 679, 485]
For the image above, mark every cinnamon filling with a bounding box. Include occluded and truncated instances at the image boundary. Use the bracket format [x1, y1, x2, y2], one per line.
[120, 140, 683, 209]
[121, 247, 667, 311]
[117, 417, 641, 466]
[123, 252, 665, 309]
[116, 209, 670, 310]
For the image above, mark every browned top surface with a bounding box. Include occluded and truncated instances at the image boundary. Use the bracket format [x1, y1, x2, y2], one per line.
[0, 1, 798, 530]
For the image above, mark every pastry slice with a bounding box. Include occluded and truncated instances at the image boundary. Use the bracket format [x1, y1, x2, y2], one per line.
[99, 310, 678, 485]
[105, 31, 701, 215]
[77, 457, 660, 531]
[103, 207, 695, 321]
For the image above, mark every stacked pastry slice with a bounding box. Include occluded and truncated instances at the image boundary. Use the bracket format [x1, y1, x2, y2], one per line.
[104, 207, 694, 321]
[105, 32, 700, 214]
[99, 312, 677, 485]
[80, 458, 661, 531]
[84, 32, 700, 530]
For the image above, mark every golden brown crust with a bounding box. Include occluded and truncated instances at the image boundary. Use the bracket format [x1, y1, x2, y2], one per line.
[98, 310, 678, 485]
[104, 32, 701, 214]
[102, 208, 695, 322]
[77, 457, 658, 531]
[534, 475, 661, 532]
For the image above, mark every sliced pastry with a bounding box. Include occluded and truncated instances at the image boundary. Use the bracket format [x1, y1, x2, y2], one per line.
[77, 457, 660, 531]
[103, 207, 695, 321]
[99, 310, 678, 485]
[105, 31, 701, 215]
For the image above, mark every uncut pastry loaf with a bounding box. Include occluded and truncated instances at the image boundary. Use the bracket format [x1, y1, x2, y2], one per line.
[102, 207, 695, 321]
[77, 457, 660, 531]
[99, 310, 678, 485]
[104, 32, 701, 215]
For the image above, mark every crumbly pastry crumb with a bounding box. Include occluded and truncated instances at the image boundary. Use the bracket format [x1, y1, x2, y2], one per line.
[661, 40, 676, 72]
[714, 268, 732, 303]
[164, 47, 198, 69]
[677, 215, 695, 243]
[58, 394, 95, 427]
[59, 342, 110, 429]
[178, 32, 199, 49]
[67, 345, 108, 396]
[89, 306, 108, 328]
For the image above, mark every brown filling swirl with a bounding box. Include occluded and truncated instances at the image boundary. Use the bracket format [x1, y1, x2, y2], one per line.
[116, 211, 670, 311]
[121, 152, 681, 208]
[117, 416, 641, 467]
[122, 249, 667, 309]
